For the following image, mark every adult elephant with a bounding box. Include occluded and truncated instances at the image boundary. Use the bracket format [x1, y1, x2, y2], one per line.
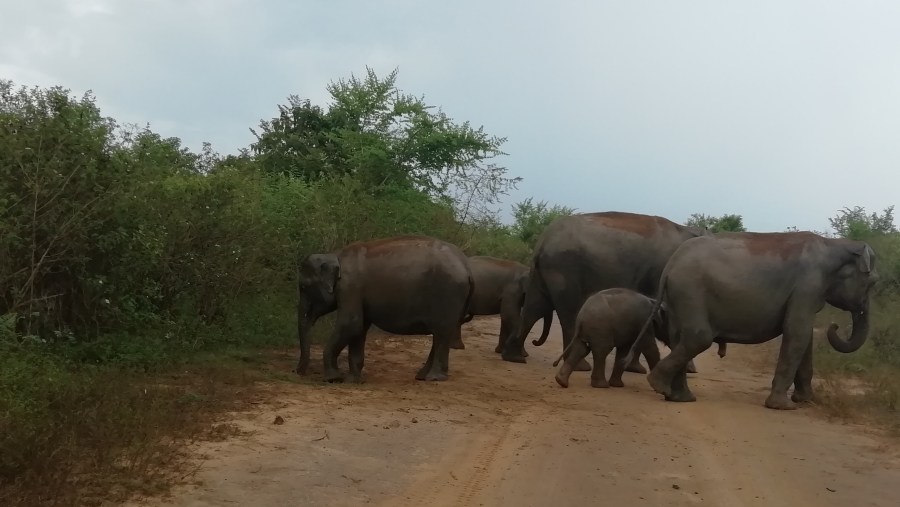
[621, 231, 877, 410]
[295, 235, 474, 383]
[501, 211, 709, 372]
[463, 256, 553, 354]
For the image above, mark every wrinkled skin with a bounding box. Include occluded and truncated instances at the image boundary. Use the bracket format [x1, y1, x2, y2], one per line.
[501, 211, 709, 373]
[555, 289, 665, 389]
[295, 235, 474, 383]
[622, 232, 877, 410]
[462, 256, 553, 356]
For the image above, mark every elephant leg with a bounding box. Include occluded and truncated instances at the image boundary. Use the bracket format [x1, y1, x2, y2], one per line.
[496, 314, 511, 354]
[347, 328, 370, 384]
[590, 340, 615, 388]
[558, 308, 591, 372]
[555, 339, 590, 388]
[765, 317, 813, 410]
[323, 327, 353, 383]
[717, 341, 727, 358]
[791, 340, 814, 404]
[649, 327, 712, 402]
[666, 366, 693, 402]
[608, 346, 629, 388]
[685, 358, 698, 374]
[624, 353, 647, 374]
[502, 297, 543, 363]
[415, 344, 438, 381]
[416, 326, 453, 381]
[449, 336, 465, 350]
[642, 338, 661, 371]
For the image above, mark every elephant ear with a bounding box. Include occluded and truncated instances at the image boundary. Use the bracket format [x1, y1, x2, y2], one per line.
[854, 244, 874, 273]
[315, 255, 341, 294]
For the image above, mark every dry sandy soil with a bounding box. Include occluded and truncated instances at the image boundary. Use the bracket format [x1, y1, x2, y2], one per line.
[129, 317, 900, 507]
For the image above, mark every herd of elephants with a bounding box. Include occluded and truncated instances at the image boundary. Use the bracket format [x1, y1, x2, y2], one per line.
[294, 211, 877, 410]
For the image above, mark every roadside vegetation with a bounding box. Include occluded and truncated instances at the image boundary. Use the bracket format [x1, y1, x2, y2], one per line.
[1, 68, 897, 505]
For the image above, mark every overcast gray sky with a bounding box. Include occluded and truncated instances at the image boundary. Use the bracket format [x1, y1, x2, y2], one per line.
[3, 0, 899, 232]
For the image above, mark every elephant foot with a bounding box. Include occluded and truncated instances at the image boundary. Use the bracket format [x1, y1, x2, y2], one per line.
[590, 377, 610, 388]
[573, 358, 592, 371]
[647, 368, 672, 397]
[685, 359, 698, 374]
[791, 390, 814, 404]
[765, 393, 798, 410]
[664, 389, 697, 402]
[608, 377, 625, 388]
[501, 351, 527, 364]
[449, 339, 465, 350]
[349, 374, 365, 384]
[624, 362, 647, 374]
[415, 371, 449, 381]
[415, 364, 449, 381]
[554, 373, 570, 388]
[324, 370, 345, 383]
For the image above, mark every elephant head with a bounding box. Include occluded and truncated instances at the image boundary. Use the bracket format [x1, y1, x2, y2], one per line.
[824, 242, 877, 354]
[295, 253, 341, 375]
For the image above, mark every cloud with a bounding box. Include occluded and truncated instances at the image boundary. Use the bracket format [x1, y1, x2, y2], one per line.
[2, 0, 899, 232]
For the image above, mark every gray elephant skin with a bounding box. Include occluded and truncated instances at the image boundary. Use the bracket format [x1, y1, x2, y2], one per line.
[501, 211, 709, 373]
[463, 256, 552, 355]
[554, 288, 666, 389]
[553, 288, 728, 388]
[295, 235, 474, 383]
[622, 231, 877, 410]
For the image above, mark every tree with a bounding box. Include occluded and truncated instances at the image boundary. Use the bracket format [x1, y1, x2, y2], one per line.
[249, 67, 520, 219]
[685, 213, 746, 233]
[511, 198, 576, 248]
[828, 205, 896, 240]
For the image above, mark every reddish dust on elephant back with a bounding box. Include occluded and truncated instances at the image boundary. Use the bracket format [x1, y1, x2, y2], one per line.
[582, 211, 668, 238]
[741, 231, 821, 259]
[342, 235, 442, 256]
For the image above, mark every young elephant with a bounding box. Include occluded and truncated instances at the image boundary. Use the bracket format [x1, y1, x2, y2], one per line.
[553, 288, 665, 389]
[295, 235, 474, 383]
[553, 288, 730, 388]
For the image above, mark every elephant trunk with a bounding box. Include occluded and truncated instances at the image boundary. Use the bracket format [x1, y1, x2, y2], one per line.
[531, 312, 554, 347]
[826, 309, 870, 354]
[296, 303, 318, 375]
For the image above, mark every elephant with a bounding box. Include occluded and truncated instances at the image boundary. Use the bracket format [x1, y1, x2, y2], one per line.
[295, 235, 474, 383]
[620, 231, 877, 410]
[501, 211, 709, 374]
[552, 288, 728, 388]
[463, 256, 553, 355]
[553, 288, 665, 389]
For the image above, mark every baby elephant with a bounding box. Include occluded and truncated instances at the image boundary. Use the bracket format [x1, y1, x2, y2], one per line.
[554, 288, 665, 389]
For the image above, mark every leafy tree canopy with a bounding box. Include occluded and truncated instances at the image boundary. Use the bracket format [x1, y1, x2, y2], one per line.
[511, 198, 576, 247]
[249, 67, 520, 219]
[829, 205, 896, 240]
[685, 212, 746, 233]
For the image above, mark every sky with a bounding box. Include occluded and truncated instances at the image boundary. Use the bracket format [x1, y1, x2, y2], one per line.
[2, 0, 900, 232]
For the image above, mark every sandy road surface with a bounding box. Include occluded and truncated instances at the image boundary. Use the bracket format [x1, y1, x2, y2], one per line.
[131, 317, 900, 507]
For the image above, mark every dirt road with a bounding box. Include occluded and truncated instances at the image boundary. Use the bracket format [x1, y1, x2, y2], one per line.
[133, 317, 900, 507]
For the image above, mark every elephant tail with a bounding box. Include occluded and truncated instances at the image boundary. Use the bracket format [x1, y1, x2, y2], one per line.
[618, 275, 668, 370]
[552, 318, 582, 367]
